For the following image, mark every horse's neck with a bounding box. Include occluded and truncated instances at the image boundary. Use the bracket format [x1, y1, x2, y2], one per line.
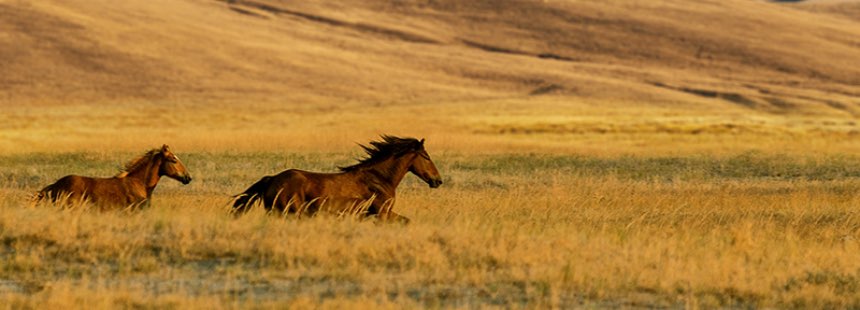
[125, 157, 162, 194]
[362, 154, 413, 191]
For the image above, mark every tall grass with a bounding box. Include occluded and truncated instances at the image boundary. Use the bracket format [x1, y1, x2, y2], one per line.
[1, 152, 859, 308]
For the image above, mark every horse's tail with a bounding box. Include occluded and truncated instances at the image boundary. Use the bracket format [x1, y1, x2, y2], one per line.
[31, 182, 58, 207]
[232, 176, 272, 215]
[31, 189, 46, 207]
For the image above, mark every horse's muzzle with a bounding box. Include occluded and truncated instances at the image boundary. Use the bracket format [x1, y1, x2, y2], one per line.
[428, 179, 443, 188]
[181, 175, 193, 185]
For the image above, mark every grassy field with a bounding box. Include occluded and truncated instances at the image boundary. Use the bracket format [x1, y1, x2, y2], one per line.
[1, 149, 860, 308]
[2, 0, 859, 308]
[3, 92, 860, 309]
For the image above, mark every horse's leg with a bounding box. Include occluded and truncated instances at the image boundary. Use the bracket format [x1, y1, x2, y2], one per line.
[383, 211, 411, 225]
[68, 192, 88, 209]
[272, 189, 287, 214]
[365, 211, 410, 224]
[368, 199, 410, 224]
[291, 194, 309, 218]
[137, 198, 151, 210]
[303, 197, 321, 216]
[273, 191, 303, 217]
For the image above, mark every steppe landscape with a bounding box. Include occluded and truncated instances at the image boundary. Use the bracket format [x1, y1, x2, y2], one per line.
[1, 0, 860, 308]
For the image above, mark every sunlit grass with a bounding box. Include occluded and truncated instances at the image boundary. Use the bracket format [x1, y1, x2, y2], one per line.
[1, 151, 859, 308]
[5, 98, 860, 156]
[2, 0, 858, 307]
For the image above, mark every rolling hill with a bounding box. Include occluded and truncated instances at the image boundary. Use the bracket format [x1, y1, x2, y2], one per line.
[793, 0, 860, 21]
[1, 0, 857, 114]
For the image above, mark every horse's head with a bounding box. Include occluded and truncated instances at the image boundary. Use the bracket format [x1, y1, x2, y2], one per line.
[158, 145, 193, 185]
[408, 139, 443, 188]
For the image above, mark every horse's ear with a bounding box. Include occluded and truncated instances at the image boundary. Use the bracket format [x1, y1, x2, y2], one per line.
[417, 139, 425, 149]
[161, 144, 170, 153]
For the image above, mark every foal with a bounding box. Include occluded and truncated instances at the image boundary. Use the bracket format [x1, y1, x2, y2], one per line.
[36, 145, 192, 210]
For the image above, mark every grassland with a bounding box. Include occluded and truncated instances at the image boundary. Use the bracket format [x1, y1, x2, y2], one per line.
[2, 0, 860, 308]
[0, 147, 860, 308]
[3, 81, 860, 309]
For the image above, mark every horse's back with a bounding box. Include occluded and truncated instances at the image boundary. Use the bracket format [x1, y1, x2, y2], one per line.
[271, 169, 358, 191]
[235, 170, 321, 212]
[46, 174, 90, 191]
[40, 175, 139, 207]
[278, 169, 375, 201]
[40, 175, 92, 201]
[267, 169, 311, 193]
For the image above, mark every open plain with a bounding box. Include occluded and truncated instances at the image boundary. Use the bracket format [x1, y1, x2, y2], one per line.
[1, 0, 860, 308]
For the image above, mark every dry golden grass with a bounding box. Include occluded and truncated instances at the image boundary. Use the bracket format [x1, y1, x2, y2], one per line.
[2, 151, 860, 308]
[5, 96, 860, 156]
[2, 0, 860, 308]
[4, 100, 860, 308]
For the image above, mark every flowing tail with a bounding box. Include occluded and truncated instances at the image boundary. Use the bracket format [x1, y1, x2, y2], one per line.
[30, 189, 47, 208]
[232, 176, 272, 214]
[33, 183, 57, 204]
[31, 182, 64, 208]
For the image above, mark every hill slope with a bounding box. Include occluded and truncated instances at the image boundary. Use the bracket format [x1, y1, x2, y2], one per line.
[1, 0, 858, 114]
[792, 0, 860, 21]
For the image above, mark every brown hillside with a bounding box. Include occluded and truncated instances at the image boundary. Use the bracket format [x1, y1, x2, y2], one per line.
[792, 0, 860, 21]
[1, 0, 858, 113]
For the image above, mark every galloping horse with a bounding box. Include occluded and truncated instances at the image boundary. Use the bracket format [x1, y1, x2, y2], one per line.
[35, 145, 193, 209]
[232, 136, 443, 223]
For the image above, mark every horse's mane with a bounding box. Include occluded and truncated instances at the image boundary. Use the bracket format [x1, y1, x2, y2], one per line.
[115, 149, 160, 177]
[339, 135, 422, 172]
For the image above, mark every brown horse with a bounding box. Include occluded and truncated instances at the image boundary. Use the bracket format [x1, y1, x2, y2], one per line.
[35, 145, 193, 209]
[232, 136, 443, 223]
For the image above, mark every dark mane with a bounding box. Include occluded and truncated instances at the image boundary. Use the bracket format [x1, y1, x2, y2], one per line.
[115, 149, 160, 177]
[339, 135, 423, 172]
